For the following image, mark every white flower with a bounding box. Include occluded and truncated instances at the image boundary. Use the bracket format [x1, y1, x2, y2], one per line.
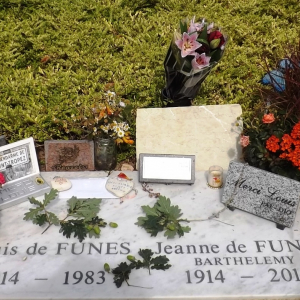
[119, 101, 126, 107]
[117, 130, 125, 138]
[106, 90, 116, 98]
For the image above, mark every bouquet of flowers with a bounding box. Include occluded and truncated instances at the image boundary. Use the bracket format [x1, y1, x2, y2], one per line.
[56, 91, 134, 145]
[241, 41, 300, 180]
[162, 16, 227, 107]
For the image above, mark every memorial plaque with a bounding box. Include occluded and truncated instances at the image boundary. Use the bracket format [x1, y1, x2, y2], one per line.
[222, 161, 300, 228]
[45, 140, 95, 171]
[0, 137, 51, 209]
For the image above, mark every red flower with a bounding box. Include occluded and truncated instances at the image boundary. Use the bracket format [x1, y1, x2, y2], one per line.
[208, 30, 225, 49]
[262, 113, 275, 124]
[0, 172, 6, 188]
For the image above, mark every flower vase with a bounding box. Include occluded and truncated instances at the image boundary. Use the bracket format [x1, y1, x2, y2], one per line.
[161, 44, 214, 107]
[94, 137, 117, 171]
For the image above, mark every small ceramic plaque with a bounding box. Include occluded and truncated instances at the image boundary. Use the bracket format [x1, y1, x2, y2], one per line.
[51, 177, 72, 192]
[105, 176, 134, 198]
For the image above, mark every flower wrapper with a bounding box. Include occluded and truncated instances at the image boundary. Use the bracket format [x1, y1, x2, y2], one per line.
[162, 17, 227, 106]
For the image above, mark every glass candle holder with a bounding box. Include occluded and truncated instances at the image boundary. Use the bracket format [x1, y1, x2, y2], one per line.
[208, 165, 223, 188]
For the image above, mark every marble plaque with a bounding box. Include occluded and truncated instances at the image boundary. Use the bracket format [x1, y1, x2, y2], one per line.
[136, 105, 242, 171]
[45, 140, 94, 171]
[222, 161, 300, 228]
[1, 171, 300, 300]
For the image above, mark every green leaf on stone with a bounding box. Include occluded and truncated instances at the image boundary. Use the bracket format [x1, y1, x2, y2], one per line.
[33, 214, 48, 226]
[23, 207, 44, 221]
[43, 189, 58, 206]
[136, 195, 191, 238]
[48, 211, 60, 226]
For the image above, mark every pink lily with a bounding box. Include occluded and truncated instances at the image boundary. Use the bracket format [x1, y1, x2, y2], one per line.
[188, 16, 204, 33]
[175, 32, 202, 58]
[192, 53, 211, 70]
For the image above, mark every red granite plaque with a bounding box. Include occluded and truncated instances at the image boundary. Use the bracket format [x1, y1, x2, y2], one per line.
[44, 140, 95, 171]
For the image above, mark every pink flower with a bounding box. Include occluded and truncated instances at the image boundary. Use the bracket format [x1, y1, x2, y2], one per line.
[175, 32, 202, 58]
[262, 113, 275, 124]
[191, 53, 211, 70]
[188, 16, 204, 33]
[240, 135, 250, 147]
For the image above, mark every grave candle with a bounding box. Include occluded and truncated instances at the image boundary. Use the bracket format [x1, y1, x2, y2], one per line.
[208, 165, 223, 188]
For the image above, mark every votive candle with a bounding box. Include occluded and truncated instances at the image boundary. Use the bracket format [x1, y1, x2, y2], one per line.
[208, 165, 223, 188]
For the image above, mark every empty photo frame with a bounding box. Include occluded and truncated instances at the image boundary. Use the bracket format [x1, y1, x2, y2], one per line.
[139, 153, 195, 184]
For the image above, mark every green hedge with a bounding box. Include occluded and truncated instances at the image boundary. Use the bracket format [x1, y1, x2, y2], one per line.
[0, 0, 299, 146]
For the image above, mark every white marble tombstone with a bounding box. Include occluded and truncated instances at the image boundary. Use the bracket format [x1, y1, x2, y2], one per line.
[0, 171, 300, 300]
[136, 105, 243, 171]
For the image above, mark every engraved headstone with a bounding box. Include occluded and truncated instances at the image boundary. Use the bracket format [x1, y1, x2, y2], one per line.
[222, 161, 300, 228]
[45, 140, 95, 171]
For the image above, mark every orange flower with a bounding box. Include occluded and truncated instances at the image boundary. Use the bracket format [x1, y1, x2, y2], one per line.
[262, 113, 275, 124]
[291, 122, 300, 139]
[266, 135, 280, 152]
[280, 134, 293, 151]
[123, 137, 134, 144]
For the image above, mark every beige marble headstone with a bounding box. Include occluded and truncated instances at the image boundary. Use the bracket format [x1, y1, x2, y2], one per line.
[136, 105, 243, 171]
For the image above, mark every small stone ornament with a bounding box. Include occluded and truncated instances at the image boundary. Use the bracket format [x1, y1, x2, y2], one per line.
[51, 176, 72, 192]
[105, 173, 134, 198]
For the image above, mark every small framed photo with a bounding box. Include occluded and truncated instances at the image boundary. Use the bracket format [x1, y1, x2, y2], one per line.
[0, 137, 50, 210]
[139, 153, 195, 184]
[0, 137, 38, 183]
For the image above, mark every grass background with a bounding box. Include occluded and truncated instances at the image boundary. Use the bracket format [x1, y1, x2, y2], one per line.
[0, 0, 299, 160]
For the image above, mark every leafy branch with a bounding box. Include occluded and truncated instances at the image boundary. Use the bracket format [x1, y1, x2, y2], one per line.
[24, 188, 116, 242]
[105, 248, 171, 288]
[136, 195, 191, 239]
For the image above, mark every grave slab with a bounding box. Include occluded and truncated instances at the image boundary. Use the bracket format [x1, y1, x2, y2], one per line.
[136, 105, 243, 171]
[45, 140, 95, 171]
[0, 171, 300, 299]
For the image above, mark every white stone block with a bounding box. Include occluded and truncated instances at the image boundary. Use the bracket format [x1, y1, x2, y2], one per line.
[136, 105, 243, 171]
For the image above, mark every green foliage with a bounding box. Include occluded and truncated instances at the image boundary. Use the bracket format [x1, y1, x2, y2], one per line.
[136, 195, 191, 238]
[59, 219, 88, 242]
[67, 197, 101, 221]
[109, 248, 171, 288]
[24, 188, 112, 242]
[0, 0, 300, 164]
[24, 189, 60, 226]
[133, 249, 171, 273]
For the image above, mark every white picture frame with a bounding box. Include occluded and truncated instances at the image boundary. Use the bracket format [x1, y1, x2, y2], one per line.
[139, 153, 195, 184]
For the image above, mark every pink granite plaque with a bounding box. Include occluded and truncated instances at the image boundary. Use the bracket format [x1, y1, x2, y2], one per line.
[45, 140, 95, 171]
